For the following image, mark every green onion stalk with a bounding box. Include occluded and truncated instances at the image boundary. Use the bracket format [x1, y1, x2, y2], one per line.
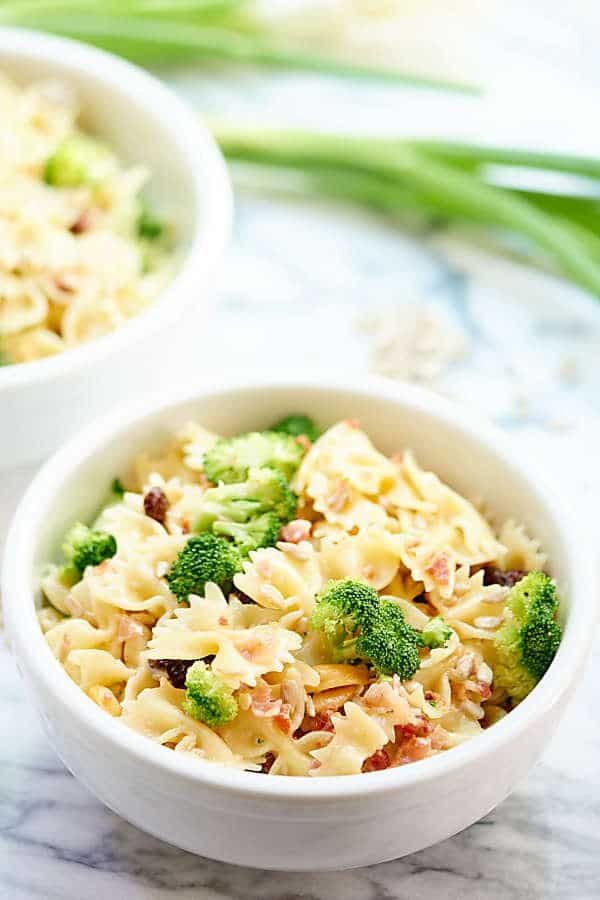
[211, 122, 600, 298]
[0, 1, 478, 91]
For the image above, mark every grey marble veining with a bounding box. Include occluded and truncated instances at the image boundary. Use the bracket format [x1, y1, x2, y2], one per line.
[3, 11, 600, 897]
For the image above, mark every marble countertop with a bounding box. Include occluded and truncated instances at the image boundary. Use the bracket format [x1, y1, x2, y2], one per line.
[2, 9, 600, 898]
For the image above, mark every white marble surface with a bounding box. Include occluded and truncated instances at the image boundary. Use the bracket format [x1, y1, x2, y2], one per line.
[3, 9, 600, 898]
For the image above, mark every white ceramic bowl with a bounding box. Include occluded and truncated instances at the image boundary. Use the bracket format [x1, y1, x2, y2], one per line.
[0, 28, 232, 468]
[2, 377, 595, 870]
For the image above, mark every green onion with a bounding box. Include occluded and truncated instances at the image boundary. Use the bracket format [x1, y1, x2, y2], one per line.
[212, 123, 600, 298]
[0, 3, 478, 91]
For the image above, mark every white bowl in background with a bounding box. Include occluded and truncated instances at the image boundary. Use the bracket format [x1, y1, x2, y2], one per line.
[2, 377, 595, 870]
[0, 28, 232, 468]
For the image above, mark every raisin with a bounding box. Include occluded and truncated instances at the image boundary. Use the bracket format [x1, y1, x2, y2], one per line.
[148, 658, 199, 689]
[144, 486, 169, 525]
[70, 210, 92, 234]
[229, 588, 254, 605]
[483, 567, 527, 588]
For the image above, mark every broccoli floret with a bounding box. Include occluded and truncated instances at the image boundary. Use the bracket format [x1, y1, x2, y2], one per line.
[356, 599, 422, 680]
[270, 414, 320, 443]
[137, 201, 164, 240]
[203, 431, 305, 485]
[420, 615, 453, 649]
[44, 135, 114, 187]
[311, 579, 380, 662]
[195, 466, 297, 533]
[213, 511, 281, 556]
[60, 523, 117, 584]
[167, 533, 242, 603]
[184, 661, 238, 726]
[494, 571, 562, 703]
[310, 581, 423, 679]
[111, 477, 126, 497]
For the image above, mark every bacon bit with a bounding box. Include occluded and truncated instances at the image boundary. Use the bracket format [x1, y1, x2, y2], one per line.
[70, 209, 93, 235]
[295, 434, 312, 452]
[309, 759, 321, 771]
[298, 711, 334, 735]
[362, 749, 390, 772]
[143, 486, 169, 525]
[117, 616, 145, 641]
[327, 480, 351, 513]
[260, 752, 276, 774]
[348, 525, 360, 536]
[396, 717, 434, 740]
[250, 683, 283, 718]
[218, 616, 228, 626]
[430, 725, 450, 750]
[344, 418, 361, 429]
[54, 274, 75, 293]
[427, 553, 451, 587]
[277, 540, 312, 561]
[424, 691, 435, 700]
[391, 736, 432, 765]
[476, 682, 492, 701]
[274, 704, 293, 734]
[279, 519, 312, 544]
[240, 648, 252, 661]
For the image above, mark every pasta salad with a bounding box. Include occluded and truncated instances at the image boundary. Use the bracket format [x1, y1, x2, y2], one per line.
[0, 75, 172, 366]
[39, 415, 562, 776]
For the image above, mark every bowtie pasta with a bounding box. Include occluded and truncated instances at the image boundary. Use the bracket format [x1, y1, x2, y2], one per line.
[39, 415, 562, 776]
[0, 75, 173, 366]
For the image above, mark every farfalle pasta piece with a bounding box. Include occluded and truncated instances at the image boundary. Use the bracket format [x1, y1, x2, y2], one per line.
[122, 680, 251, 769]
[147, 586, 302, 689]
[319, 523, 406, 590]
[65, 648, 133, 690]
[294, 422, 395, 529]
[309, 701, 389, 776]
[218, 704, 321, 776]
[234, 543, 322, 623]
[495, 520, 547, 571]
[45, 617, 115, 662]
[358, 679, 418, 741]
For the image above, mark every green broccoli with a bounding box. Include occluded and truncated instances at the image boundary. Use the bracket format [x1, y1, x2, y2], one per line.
[184, 661, 238, 726]
[356, 599, 422, 680]
[203, 431, 305, 485]
[420, 615, 453, 649]
[137, 201, 164, 241]
[270, 414, 320, 443]
[494, 571, 562, 703]
[310, 579, 380, 662]
[167, 533, 242, 603]
[60, 522, 117, 585]
[44, 135, 114, 187]
[213, 511, 281, 556]
[111, 477, 126, 497]
[195, 466, 297, 534]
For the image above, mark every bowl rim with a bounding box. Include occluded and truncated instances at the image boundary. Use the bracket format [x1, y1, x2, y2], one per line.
[3, 374, 596, 801]
[0, 27, 232, 390]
